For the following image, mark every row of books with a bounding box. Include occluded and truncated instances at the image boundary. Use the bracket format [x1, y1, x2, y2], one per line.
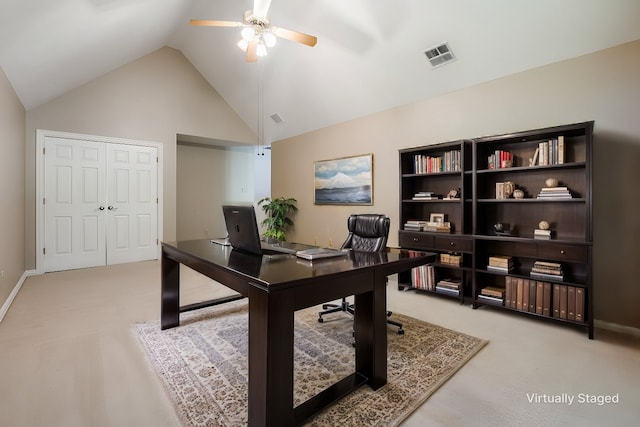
[536, 186, 573, 199]
[488, 150, 514, 169]
[406, 251, 463, 296]
[413, 150, 461, 174]
[410, 263, 435, 291]
[503, 276, 584, 322]
[530, 260, 564, 281]
[531, 136, 565, 166]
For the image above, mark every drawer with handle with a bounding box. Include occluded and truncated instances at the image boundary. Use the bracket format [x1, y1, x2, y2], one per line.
[434, 236, 473, 252]
[399, 231, 435, 250]
[537, 243, 589, 263]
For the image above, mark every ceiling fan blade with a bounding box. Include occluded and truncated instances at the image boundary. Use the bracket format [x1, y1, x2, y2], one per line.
[272, 26, 318, 47]
[252, 0, 272, 20]
[246, 40, 258, 62]
[189, 19, 243, 28]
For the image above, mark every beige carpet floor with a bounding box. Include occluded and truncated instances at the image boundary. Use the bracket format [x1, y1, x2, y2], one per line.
[134, 300, 487, 426]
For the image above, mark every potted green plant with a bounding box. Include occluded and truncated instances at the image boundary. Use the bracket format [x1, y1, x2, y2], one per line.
[257, 196, 298, 242]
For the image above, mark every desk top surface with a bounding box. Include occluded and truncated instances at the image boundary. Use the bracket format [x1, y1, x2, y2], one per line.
[163, 239, 435, 287]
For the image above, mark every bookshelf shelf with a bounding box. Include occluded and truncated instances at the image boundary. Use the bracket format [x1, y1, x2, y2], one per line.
[476, 198, 586, 203]
[398, 121, 594, 338]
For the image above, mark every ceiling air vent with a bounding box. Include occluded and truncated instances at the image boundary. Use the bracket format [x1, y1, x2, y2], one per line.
[424, 42, 456, 68]
[270, 112, 285, 124]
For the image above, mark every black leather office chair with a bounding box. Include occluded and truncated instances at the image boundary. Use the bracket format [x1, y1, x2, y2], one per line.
[317, 214, 404, 334]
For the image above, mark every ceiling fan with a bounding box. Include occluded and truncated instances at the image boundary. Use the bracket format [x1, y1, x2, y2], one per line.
[190, 0, 318, 62]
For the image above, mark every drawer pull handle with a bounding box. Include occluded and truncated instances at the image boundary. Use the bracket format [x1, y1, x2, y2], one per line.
[450, 242, 455, 246]
[413, 238, 419, 242]
[560, 250, 565, 254]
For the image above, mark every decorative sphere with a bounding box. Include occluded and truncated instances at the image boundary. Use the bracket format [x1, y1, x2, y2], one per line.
[494, 222, 504, 232]
[538, 220, 550, 230]
[513, 189, 525, 199]
[545, 178, 559, 188]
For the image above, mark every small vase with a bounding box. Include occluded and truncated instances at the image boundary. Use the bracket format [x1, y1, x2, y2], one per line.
[545, 178, 559, 188]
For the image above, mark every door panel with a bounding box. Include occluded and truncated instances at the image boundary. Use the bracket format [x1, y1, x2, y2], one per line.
[106, 144, 158, 265]
[44, 137, 106, 272]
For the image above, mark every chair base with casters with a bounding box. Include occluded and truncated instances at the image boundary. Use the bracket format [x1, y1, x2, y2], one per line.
[317, 214, 405, 335]
[386, 310, 404, 334]
[317, 297, 353, 322]
[318, 298, 404, 335]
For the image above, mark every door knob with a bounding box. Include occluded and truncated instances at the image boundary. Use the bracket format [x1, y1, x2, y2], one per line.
[98, 206, 105, 210]
[108, 206, 117, 211]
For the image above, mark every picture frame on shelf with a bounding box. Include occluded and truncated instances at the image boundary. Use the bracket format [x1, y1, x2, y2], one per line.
[430, 213, 445, 223]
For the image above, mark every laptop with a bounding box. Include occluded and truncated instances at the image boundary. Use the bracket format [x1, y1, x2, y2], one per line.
[221, 205, 314, 256]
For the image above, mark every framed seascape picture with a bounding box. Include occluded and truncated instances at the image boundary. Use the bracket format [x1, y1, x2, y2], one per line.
[314, 154, 373, 205]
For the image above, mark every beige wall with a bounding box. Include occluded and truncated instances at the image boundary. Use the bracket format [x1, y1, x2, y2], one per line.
[25, 47, 256, 269]
[272, 40, 640, 329]
[0, 67, 26, 303]
[176, 143, 256, 241]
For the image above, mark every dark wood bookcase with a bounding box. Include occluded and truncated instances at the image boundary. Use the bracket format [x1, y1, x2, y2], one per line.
[397, 140, 473, 302]
[398, 122, 594, 338]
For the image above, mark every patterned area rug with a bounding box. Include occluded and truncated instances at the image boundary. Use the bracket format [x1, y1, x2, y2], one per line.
[133, 300, 486, 426]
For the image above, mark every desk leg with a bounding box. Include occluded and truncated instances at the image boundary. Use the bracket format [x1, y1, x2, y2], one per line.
[353, 270, 387, 390]
[161, 249, 180, 330]
[247, 286, 295, 427]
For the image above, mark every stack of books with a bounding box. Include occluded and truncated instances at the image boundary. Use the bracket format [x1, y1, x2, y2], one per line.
[477, 286, 505, 305]
[440, 253, 462, 266]
[530, 261, 564, 281]
[404, 220, 427, 231]
[435, 279, 462, 296]
[534, 228, 552, 240]
[423, 221, 452, 233]
[487, 256, 514, 273]
[412, 191, 439, 200]
[536, 186, 573, 199]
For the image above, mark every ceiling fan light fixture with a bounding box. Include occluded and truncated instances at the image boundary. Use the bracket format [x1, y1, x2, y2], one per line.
[191, 1, 317, 62]
[237, 39, 249, 52]
[256, 43, 268, 57]
[263, 31, 277, 47]
[241, 27, 256, 41]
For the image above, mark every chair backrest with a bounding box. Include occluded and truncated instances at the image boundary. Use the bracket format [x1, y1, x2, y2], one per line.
[340, 214, 390, 253]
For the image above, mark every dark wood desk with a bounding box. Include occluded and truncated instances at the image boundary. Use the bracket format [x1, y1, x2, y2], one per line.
[161, 240, 435, 426]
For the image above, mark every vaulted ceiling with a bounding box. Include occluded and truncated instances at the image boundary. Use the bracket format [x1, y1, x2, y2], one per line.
[2, 0, 639, 143]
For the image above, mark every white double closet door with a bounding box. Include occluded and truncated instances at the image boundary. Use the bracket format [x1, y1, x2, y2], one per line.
[43, 135, 159, 272]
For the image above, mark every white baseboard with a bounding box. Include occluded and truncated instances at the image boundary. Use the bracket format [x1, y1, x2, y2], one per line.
[594, 319, 640, 338]
[0, 270, 36, 323]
